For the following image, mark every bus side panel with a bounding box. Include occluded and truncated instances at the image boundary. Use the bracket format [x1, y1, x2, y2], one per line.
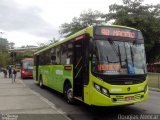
[39, 65, 56, 89]
[33, 66, 37, 81]
[42, 66, 50, 86]
[39, 65, 73, 93]
[62, 65, 73, 92]
[50, 65, 64, 92]
[54, 65, 73, 93]
[37, 66, 49, 86]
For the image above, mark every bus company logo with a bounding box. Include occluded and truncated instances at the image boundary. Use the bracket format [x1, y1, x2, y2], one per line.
[55, 70, 63, 75]
[127, 87, 131, 91]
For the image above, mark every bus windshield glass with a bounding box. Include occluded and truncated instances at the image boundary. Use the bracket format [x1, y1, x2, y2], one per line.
[92, 40, 146, 75]
[23, 61, 33, 70]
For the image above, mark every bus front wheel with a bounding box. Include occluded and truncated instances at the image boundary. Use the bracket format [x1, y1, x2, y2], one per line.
[64, 83, 74, 104]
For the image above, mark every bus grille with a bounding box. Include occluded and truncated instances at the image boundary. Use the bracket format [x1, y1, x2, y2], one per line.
[112, 93, 143, 102]
[108, 78, 144, 85]
[93, 73, 146, 85]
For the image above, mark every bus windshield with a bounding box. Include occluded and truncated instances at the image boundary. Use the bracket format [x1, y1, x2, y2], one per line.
[92, 39, 146, 75]
[23, 61, 33, 70]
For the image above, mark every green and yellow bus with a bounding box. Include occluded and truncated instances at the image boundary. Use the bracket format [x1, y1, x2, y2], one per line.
[33, 24, 148, 106]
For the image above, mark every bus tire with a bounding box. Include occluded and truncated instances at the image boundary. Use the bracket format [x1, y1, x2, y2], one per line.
[64, 83, 74, 104]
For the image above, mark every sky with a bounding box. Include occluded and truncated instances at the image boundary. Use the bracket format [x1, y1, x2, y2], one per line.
[0, 0, 159, 47]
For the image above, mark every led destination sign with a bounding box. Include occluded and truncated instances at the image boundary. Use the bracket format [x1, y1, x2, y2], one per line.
[95, 27, 137, 39]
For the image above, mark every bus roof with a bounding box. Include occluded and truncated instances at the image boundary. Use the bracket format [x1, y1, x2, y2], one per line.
[100, 24, 138, 31]
[34, 26, 92, 55]
[34, 24, 139, 55]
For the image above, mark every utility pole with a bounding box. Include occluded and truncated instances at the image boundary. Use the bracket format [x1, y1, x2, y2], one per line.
[11, 51, 16, 64]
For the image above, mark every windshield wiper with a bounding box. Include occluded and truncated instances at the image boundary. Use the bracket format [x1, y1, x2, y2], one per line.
[118, 45, 122, 66]
[108, 38, 122, 66]
[130, 46, 134, 67]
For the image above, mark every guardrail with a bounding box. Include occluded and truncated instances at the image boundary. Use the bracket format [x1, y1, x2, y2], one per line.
[147, 72, 160, 89]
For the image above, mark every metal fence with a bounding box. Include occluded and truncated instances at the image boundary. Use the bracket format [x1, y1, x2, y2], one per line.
[147, 73, 160, 89]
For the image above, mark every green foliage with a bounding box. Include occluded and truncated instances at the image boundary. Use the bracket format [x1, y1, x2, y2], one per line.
[8, 42, 15, 49]
[104, 0, 160, 63]
[0, 38, 11, 67]
[59, 9, 103, 37]
[36, 38, 59, 51]
[0, 38, 9, 50]
[0, 52, 11, 67]
[37, 43, 48, 51]
[14, 51, 34, 64]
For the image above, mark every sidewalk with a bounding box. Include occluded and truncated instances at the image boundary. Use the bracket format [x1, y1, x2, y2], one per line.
[0, 72, 70, 120]
[149, 87, 160, 92]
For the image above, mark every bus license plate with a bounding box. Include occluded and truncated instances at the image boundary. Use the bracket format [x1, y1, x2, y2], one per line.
[125, 96, 134, 101]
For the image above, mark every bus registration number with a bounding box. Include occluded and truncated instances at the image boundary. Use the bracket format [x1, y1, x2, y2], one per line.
[125, 96, 134, 101]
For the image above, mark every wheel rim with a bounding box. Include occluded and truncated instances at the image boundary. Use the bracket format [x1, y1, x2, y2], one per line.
[67, 88, 73, 102]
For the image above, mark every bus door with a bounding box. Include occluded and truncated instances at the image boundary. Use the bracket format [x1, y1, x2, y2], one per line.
[73, 35, 89, 100]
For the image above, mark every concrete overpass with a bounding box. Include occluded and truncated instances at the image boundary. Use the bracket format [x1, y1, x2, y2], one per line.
[9, 47, 39, 53]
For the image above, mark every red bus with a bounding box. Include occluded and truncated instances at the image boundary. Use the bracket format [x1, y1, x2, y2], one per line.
[21, 58, 33, 79]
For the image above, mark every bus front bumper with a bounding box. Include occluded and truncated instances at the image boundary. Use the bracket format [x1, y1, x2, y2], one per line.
[90, 88, 148, 106]
[21, 73, 33, 78]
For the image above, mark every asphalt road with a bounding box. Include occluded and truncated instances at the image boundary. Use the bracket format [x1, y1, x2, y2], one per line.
[21, 77, 160, 120]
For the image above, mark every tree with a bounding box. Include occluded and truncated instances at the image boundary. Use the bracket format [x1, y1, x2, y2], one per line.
[15, 51, 34, 62]
[59, 9, 103, 37]
[103, 0, 160, 63]
[0, 52, 11, 67]
[0, 38, 11, 67]
[8, 42, 15, 49]
[35, 37, 58, 51]
[0, 38, 9, 50]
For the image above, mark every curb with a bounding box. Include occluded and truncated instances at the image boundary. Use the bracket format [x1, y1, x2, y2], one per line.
[149, 87, 160, 92]
[20, 79, 71, 120]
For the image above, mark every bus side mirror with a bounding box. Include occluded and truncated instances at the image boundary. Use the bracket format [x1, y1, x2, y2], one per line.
[51, 56, 56, 61]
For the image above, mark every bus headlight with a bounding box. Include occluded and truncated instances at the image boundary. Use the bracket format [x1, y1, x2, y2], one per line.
[94, 84, 101, 92]
[94, 83, 110, 97]
[102, 88, 109, 97]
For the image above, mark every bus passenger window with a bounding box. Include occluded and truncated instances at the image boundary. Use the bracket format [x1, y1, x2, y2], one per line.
[55, 46, 61, 64]
[50, 48, 56, 64]
[66, 58, 70, 64]
[61, 42, 73, 65]
[61, 44, 67, 64]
